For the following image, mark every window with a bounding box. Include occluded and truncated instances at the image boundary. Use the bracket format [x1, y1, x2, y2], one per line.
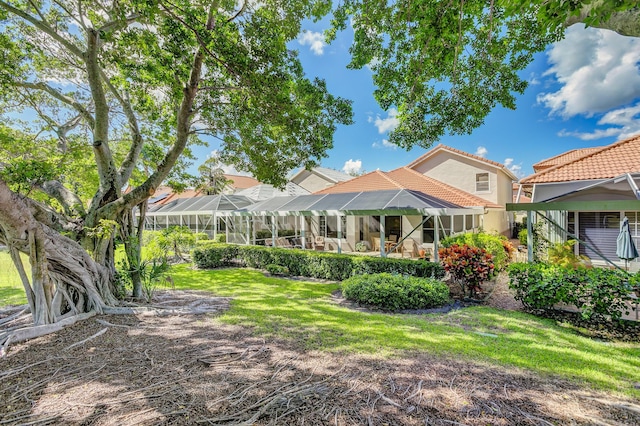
[320, 215, 347, 238]
[475, 172, 489, 192]
[422, 216, 434, 243]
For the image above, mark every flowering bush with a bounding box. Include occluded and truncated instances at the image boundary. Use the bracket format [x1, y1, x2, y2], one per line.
[439, 244, 495, 297]
[441, 232, 512, 270]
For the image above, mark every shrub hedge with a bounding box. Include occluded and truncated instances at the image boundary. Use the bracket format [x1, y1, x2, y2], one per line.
[192, 244, 445, 281]
[341, 273, 450, 311]
[508, 262, 634, 322]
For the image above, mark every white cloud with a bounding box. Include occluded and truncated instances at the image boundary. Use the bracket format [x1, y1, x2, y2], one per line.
[537, 25, 640, 118]
[342, 159, 362, 175]
[372, 139, 397, 150]
[557, 102, 640, 140]
[504, 158, 525, 178]
[372, 108, 399, 134]
[298, 31, 325, 55]
[475, 146, 488, 157]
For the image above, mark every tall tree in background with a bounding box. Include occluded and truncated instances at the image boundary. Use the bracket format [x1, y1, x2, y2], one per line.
[330, 0, 639, 149]
[196, 154, 231, 195]
[0, 0, 352, 328]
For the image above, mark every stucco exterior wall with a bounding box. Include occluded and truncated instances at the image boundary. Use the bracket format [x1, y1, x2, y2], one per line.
[292, 172, 335, 193]
[412, 151, 501, 204]
[482, 209, 511, 236]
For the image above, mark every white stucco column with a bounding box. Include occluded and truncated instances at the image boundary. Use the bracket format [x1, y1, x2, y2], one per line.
[337, 214, 342, 254]
[434, 216, 439, 262]
[527, 211, 533, 263]
[301, 216, 306, 250]
[380, 215, 386, 257]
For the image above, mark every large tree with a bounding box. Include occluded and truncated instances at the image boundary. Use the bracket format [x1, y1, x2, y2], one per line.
[0, 0, 352, 332]
[330, 0, 639, 149]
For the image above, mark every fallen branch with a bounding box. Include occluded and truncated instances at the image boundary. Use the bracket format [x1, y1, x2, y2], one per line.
[64, 327, 108, 350]
[0, 306, 30, 326]
[0, 311, 96, 357]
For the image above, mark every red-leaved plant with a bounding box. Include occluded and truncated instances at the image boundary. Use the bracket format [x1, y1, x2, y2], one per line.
[439, 244, 495, 298]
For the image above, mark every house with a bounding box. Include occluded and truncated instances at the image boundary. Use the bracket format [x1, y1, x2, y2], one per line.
[312, 165, 502, 254]
[223, 174, 261, 193]
[144, 145, 517, 258]
[510, 134, 640, 269]
[222, 145, 515, 257]
[289, 167, 353, 193]
[406, 144, 518, 235]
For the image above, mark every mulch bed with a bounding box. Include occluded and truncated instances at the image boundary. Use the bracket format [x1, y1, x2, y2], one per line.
[1, 282, 640, 425]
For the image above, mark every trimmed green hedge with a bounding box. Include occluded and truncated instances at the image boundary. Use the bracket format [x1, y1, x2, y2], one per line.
[342, 273, 450, 311]
[508, 262, 634, 322]
[192, 244, 445, 281]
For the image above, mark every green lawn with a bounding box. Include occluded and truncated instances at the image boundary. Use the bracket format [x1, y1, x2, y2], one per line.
[169, 264, 640, 398]
[1, 255, 639, 397]
[0, 250, 28, 306]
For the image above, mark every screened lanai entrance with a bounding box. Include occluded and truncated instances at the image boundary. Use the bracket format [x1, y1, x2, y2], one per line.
[222, 189, 483, 259]
[508, 173, 640, 270]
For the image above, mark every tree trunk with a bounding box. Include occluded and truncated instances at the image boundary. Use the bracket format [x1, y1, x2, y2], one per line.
[0, 180, 113, 325]
[568, 6, 640, 37]
[119, 202, 148, 299]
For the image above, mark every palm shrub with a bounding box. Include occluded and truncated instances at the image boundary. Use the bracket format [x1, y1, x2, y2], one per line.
[439, 244, 495, 297]
[342, 273, 450, 311]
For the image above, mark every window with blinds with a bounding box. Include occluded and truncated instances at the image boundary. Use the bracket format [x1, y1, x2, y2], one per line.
[475, 173, 489, 192]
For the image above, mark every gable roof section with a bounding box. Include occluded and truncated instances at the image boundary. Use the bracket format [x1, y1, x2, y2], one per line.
[532, 147, 603, 172]
[406, 143, 518, 180]
[290, 167, 353, 184]
[521, 134, 640, 184]
[315, 166, 501, 208]
[235, 182, 310, 200]
[223, 174, 261, 190]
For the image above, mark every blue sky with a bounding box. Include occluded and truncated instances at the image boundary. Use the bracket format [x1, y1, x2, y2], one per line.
[210, 21, 640, 181]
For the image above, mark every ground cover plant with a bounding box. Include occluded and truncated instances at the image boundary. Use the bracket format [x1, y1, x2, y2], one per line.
[1, 263, 640, 424]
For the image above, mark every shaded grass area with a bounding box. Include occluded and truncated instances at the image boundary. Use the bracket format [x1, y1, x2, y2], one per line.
[0, 250, 28, 306]
[170, 265, 640, 398]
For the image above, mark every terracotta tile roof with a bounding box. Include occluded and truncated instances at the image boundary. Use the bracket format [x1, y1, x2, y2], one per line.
[407, 143, 518, 180]
[316, 167, 501, 208]
[521, 134, 640, 184]
[223, 174, 261, 189]
[155, 189, 203, 205]
[532, 147, 603, 172]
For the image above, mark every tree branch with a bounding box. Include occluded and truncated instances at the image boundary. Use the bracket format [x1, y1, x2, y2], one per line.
[0, 0, 84, 59]
[107, 6, 213, 214]
[566, 7, 640, 37]
[99, 70, 144, 185]
[14, 82, 95, 129]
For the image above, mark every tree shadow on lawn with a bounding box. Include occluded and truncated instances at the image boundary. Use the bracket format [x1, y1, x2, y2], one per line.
[1, 294, 640, 425]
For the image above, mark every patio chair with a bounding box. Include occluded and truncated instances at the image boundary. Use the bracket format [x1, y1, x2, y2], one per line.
[314, 236, 325, 251]
[402, 239, 417, 258]
[372, 237, 381, 252]
[291, 237, 303, 249]
[277, 237, 293, 248]
[265, 238, 273, 247]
